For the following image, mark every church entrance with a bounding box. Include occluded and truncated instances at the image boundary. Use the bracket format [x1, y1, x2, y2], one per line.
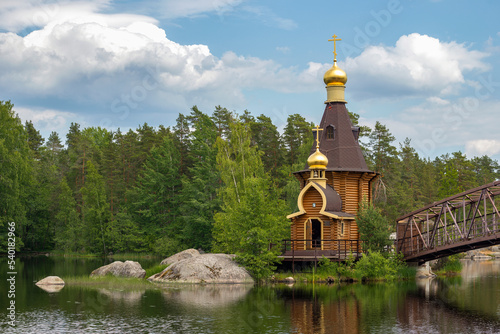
[311, 219, 322, 249]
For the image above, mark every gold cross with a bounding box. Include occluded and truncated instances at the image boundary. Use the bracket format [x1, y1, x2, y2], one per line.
[328, 34, 342, 60]
[312, 125, 323, 149]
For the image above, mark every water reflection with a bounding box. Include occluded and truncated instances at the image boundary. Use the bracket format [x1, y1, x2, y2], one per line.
[98, 288, 145, 304]
[461, 258, 500, 281]
[161, 284, 252, 308]
[35, 284, 65, 293]
[2, 257, 500, 333]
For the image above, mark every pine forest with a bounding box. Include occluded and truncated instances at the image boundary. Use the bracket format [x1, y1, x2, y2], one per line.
[1, 100, 499, 257]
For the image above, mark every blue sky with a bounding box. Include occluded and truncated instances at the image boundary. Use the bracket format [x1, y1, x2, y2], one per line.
[1, 0, 500, 161]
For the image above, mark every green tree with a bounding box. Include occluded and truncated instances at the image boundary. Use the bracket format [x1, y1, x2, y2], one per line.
[213, 121, 289, 280]
[106, 212, 145, 253]
[0, 101, 30, 251]
[45, 131, 64, 166]
[173, 113, 192, 176]
[180, 108, 220, 251]
[436, 152, 475, 198]
[25, 120, 44, 159]
[81, 160, 110, 254]
[54, 178, 83, 252]
[282, 114, 313, 166]
[471, 155, 500, 186]
[129, 135, 182, 250]
[250, 114, 284, 179]
[356, 201, 392, 253]
[211, 105, 234, 139]
[367, 121, 397, 174]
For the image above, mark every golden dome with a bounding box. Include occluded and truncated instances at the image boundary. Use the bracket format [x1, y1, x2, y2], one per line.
[323, 60, 347, 86]
[307, 148, 328, 170]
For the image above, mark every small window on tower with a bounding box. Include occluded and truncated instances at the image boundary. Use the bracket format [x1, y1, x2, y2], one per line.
[326, 125, 335, 140]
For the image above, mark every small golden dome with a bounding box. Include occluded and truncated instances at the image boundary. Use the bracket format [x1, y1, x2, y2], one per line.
[323, 60, 347, 86]
[307, 148, 328, 170]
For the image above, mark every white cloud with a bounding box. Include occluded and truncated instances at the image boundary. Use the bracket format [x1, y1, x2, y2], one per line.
[0, 13, 323, 119]
[344, 33, 490, 99]
[426, 96, 450, 106]
[360, 97, 500, 160]
[466, 140, 500, 157]
[0, 0, 134, 32]
[15, 106, 80, 137]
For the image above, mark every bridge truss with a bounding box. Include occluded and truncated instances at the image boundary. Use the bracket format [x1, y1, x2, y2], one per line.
[396, 180, 500, 264]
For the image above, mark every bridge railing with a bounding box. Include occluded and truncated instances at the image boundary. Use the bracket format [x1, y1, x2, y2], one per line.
[396, 180, 500, 261]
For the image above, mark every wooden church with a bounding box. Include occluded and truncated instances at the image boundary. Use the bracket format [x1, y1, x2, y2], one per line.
[284, 36, 378, 260]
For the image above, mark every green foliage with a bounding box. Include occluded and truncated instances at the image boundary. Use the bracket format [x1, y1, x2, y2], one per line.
[179, 108, 221, 251]
[353, 251, 404, 281]
[434, 254, 463, 274]
[317, 256, 339, 276]
[54, 178, 83, 252]
[145, 264, 169, 278]
[81, 160, 111, 254]
[106, 212, 146, 253]
[128, 135, 182, 250]
[1, 98, 499, 258]
[368, 121, 397, 175]
[286, 252, 408, 282]
[0, 100, 30, 252]
[213, 121, 289, 281]
[357, 201, 392, 252]
[152, 236, 185, 258]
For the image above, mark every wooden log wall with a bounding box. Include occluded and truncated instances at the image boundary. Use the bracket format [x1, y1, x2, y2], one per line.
[289, 171, 377, 251]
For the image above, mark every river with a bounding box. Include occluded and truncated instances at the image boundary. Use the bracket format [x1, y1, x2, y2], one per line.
[1, 256, 499, 333]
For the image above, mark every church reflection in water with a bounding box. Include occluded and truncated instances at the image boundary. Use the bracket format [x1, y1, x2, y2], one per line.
[287, 296, 359, 334]
[278, 285, 361, 334]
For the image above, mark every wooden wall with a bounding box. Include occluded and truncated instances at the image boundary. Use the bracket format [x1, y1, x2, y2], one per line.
[289, 171, 377, 250]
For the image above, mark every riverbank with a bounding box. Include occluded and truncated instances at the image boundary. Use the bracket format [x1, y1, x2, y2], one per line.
[273, 252, 417, 284]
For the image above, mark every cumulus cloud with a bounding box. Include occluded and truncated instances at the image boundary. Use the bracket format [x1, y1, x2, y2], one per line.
[360, 97, 500, 160]
[344, 33, 490, 99]
[15, 106, 81, 137]
[0, 14, 323, 119]
[466, 140, 500, 157]
[0, 0, 156, 32]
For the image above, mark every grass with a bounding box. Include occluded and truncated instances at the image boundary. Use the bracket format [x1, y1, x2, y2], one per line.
[145, 264, 169, 278]
[63, 275, 155, 289]
[47, 251, 162, 261]
[107, 252, 161, 260]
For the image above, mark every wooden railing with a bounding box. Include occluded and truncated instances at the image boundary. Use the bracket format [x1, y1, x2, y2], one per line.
[280, 239, 363, 261]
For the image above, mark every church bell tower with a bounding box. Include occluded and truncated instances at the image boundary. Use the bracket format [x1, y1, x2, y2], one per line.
[286, 35, 378, 251]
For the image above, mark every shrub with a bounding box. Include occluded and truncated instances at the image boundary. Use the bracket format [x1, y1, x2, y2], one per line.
[354, 251, 405, 281]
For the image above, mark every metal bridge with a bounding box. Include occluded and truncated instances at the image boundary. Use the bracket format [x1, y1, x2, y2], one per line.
[396, 180, 500, 264]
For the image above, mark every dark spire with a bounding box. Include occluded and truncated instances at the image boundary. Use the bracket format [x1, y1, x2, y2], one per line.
[306, 102, 371, 172]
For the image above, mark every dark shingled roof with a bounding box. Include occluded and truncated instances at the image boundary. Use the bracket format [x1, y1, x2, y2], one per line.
[316, 183, 342, 212]
[304, 102, 372, 173]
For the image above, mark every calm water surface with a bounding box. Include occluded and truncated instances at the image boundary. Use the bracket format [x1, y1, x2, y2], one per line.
[1, 256, 500, 333]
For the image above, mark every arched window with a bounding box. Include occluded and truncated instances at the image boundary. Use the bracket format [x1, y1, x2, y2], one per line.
[326, 125, 335, 140]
